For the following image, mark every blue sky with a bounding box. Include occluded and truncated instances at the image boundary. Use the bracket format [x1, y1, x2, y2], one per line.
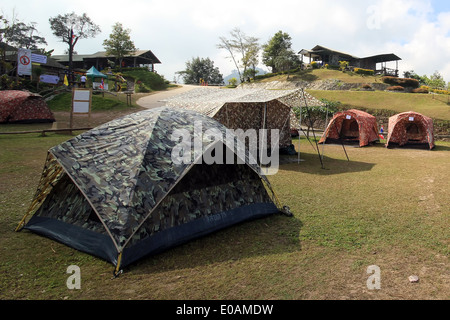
[2, 0, 450, 83]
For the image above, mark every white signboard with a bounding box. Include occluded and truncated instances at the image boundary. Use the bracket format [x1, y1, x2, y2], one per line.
[408, 117, 414, 121]
[31, 53, 48, 64]
[17, 48, 32, 76]
[72, 89, 92, 114]
[346, 115, 352, 119]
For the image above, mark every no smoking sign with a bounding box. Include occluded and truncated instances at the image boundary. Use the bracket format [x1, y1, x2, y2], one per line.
[20, 55, 31, 65]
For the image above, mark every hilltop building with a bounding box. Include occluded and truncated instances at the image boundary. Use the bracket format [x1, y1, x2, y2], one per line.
[52, 50, 161, 72]
[299, 45, 401, 76]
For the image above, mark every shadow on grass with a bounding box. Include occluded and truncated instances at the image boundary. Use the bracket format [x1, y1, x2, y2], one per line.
[434, 144, 450, 151]
[288, 69, 319, 82]
[280, 151, 376, 175]
[129, 214, 303, 275]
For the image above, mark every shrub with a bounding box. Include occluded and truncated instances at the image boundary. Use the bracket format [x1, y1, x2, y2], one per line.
[311, 61, 319, 69]
[361, 84, 372, 89]
[354, 68, 375, 75]
[431, 88, 450, 95]
[227, 77, 238, 87]
[325, 64, 340, 70]
[412, 87, 429, 94]
[339, 61, 349, 71]
[382, 76, 420, 88]
[386, 85, 405, 91]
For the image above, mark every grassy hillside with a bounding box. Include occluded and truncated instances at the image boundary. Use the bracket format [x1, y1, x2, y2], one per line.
[308, 90, 450, 121]
[260, 68, 383, 84]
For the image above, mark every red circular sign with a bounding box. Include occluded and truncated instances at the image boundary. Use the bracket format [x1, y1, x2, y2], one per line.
[20, 55, 30, 65]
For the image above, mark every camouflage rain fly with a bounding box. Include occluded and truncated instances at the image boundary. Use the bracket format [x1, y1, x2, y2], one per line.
[17, 107, 284, 273]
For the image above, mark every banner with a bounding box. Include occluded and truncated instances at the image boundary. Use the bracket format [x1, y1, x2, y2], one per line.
[17, 48, 32, 76]
[40, 74, 60, 84]
[31, 53, 47, 64]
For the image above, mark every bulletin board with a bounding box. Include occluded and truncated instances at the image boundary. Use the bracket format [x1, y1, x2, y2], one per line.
[70, 88, 92, 128]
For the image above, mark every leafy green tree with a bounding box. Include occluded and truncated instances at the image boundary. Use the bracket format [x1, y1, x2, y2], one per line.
[177, 57, 223, 85]
[262, 30, 300, 73]
[103, 22, 136, 72]
[49, 12, 100, 82]
[423, 71, 446, 89]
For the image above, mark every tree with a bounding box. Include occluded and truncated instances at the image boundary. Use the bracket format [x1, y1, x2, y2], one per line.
[293, 99, 340, 138]
[262, 30, 300, 73]
[424, 71, 446, 89]
[1, 10, 47, 50]
[0, 11, 47, 84]
[103, 22, 136, 72]
[177, 57, 223, 85]
[217, 28, 260, 83]
[49, 12, 100, 83]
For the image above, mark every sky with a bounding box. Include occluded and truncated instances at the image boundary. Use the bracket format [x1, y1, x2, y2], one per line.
[2, 0, 450, 83]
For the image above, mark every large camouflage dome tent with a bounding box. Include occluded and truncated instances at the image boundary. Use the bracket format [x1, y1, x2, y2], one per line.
[16, 107, 285, 274]
[385, 111, 435, 150]
[318, 109, 379, 147]
[0, 90, 55, 124]
[163, 87, 324, 152]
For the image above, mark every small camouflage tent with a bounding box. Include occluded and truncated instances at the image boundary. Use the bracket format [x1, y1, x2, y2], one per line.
[163, 87, 324, 152]
[386, 111, 434, 149]
[319, 109, 379, 147]
[0, 90, 55, 124]
[16, 107, 285, 274]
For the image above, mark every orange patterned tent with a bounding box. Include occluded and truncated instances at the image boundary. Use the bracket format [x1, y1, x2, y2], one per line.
[319, 109, 379, 147]
[0, 90, 55, 124]
[385, 111, 434, 150]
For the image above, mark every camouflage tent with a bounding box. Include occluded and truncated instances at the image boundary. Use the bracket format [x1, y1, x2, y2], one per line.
[386, 111, 434, 150]
[163, 87, 325, 151]
[318, 109, 379, 147]
[0, 90, 55, 124]
[16, 107, 285, 274]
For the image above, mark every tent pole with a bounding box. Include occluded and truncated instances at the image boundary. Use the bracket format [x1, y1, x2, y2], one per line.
[261, 102, 267, 174]
[298, 93, 302, 164]
[320, 105, 329, 164]
[333, 118, 350, 162]
[301, 89, 324, 169]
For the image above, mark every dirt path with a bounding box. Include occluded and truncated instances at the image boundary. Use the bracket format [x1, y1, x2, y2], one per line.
[136, 84, 199, 109]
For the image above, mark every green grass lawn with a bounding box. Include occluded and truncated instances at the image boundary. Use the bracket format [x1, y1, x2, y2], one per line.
[261, 68, 383, 84]
[308, 90, 450, 121]
[0, 129, 448, 300]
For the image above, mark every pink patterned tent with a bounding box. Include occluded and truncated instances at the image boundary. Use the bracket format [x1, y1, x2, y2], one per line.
[0, 90, 55, 124]
[386, 111, 434, 150]
[319, 109, 379, 147]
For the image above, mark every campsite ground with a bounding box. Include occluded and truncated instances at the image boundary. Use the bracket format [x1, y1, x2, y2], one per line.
[0, 118, 448, 300]
[0, 82, 449, 301]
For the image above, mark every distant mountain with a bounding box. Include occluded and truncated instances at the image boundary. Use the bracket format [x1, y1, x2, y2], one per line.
[223, 68, 268, 84]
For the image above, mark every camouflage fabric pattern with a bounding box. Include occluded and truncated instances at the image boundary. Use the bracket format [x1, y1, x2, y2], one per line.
[164, 88, 325, 148]
[386, 111, 434, 149]
[319, 109, 379, 147]
[26, 107, 278, 253]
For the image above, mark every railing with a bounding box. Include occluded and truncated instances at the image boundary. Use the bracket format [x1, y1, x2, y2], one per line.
[375, 68, 399, 77]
